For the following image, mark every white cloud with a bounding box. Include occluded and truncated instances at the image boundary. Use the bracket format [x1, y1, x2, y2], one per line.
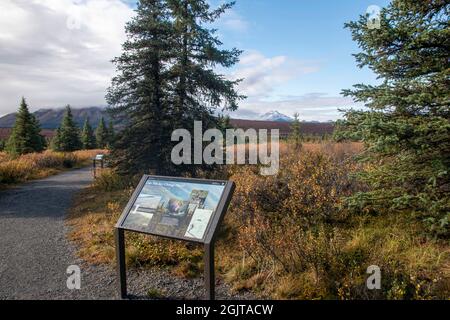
[220, 9, 248, 32]
[0, 0, 134, 115]
[232, 50, 319, 98]
[224, 50, 354, 121]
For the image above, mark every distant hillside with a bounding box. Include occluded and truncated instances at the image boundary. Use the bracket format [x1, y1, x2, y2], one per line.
[0, 106, 335, 140]
[1, 119, 334, 142]
[0, 107, 109, 129]
[229, 119, 334, 138]
[0, 128, 55, 141]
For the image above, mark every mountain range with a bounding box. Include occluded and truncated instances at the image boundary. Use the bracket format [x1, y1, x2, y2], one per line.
[0, 107, 322, 129]
[0, 107, 336, 141]
[0, 107, 110, 129]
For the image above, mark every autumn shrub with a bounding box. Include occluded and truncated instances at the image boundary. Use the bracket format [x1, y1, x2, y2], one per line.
[92, 168, 131, 191]
[222, 143, 449, 299]
[0, 152, 9, 162]
[0, 160, 33, 184]
[229, 148, 359, 229]
[222, 148, 356, 296]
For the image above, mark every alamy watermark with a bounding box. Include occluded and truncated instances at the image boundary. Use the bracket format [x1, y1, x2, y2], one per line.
[171, 121, 279, 176]
[66, 265, 81, 290]
[366, 265, 381, 290]
[366, 5, 381, 30]
[66, 0, 83, 30]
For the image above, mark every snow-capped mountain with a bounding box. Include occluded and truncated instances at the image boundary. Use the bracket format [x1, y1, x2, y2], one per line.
[259, 111, 293, 122]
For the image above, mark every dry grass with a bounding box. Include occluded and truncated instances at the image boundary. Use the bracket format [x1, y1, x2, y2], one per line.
[0, 149, 106, 187]
[226, 141, 363, 160]
[67, 188, 127, 265]
[0, 152, 8, 162]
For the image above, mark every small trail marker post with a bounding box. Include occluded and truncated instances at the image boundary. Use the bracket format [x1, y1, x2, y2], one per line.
[114, 175, 235, 300]
[92, 154, 104, 178]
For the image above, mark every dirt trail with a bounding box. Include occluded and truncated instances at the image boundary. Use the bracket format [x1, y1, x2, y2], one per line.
[0, 167, 116, 299]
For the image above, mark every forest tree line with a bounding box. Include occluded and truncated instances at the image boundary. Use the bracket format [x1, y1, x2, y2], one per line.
[1, 98, 114, 154]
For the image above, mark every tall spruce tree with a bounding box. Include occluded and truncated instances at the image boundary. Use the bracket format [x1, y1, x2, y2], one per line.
[6, 97, 46, 155]
[336, 0, 450, 237]
[51, 105, 82, 152]
[81, 118, 96, 149]
[167, 0, 243, 118]
[167, 0, 243, 174]
[290, 113, 302, 150]
[107, 0, 243, 175]
[107, 0, 172, 174]
[106, 119, 115, 148]
[95, 117, 108, 149]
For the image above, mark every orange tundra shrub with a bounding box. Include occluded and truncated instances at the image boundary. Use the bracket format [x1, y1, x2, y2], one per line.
[282, 151, 358, 226]
[227, 148, 361, 276]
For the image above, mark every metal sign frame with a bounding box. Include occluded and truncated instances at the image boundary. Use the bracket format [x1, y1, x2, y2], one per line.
[114, 175, 235, 300]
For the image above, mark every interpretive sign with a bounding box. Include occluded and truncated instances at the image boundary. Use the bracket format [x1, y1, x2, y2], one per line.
[118, 176, 231, 241]
[92, 154, 105, 178]
[114, 175, 235, 300]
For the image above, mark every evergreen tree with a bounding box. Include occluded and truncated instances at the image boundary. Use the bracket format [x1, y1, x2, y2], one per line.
[336, 0, 449, 237]
[30, 112, 47, 151]
[107, 0, 243, 175]
[95, 117, 108, 149]
[81, 118, 96, 149]
[167, 0, 244, 174]
[290, 113, 302, 150]
[6, 97, 46, 155]
[52, 105, 82, 152]
[106, 119, 115, 148]
[107, 0, 172, 174]
[50, 128, 61, 151]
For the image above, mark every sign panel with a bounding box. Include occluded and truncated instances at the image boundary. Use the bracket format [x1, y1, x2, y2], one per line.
[117, 176, 232, 242]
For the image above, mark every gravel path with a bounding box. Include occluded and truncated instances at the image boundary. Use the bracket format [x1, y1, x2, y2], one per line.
[0, 167, 254, 300]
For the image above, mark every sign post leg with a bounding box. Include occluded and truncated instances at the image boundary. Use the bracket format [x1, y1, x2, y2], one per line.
[115, 228, 127, 299]
[204, 242, 215, 300]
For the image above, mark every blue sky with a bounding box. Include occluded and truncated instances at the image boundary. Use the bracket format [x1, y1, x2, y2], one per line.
[208, 0, 391, 120]
[0, 0, 391, 121]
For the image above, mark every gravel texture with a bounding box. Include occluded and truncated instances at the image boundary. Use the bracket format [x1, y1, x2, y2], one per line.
[0, 167, 254, 300]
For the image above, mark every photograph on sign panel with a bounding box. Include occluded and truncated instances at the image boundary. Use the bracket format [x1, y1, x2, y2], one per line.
[122, 178, 225, 240]
[121, 194, 161, 229]
[184, 208, 213, 239]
